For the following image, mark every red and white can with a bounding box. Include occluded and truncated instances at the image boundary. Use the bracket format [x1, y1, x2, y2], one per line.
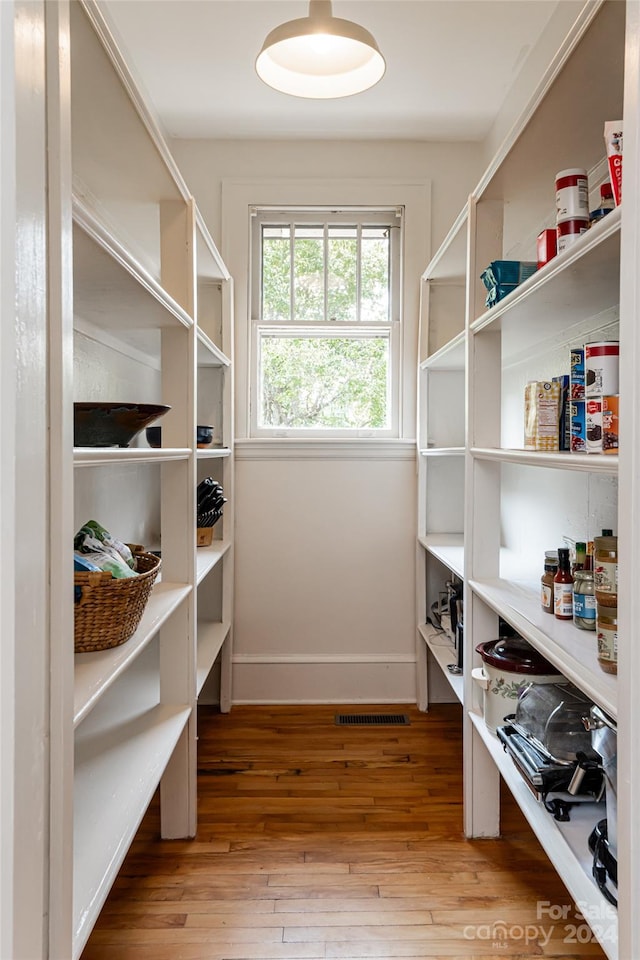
[557, 217, 589, 254]
[556, 168, 589, 221]
[585, 341, 619, 397]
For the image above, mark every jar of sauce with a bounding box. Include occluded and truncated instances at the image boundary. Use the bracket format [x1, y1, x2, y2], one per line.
[554, 547, 574, 620]
[573, 570, 596, 630]
[597, 605, 617, 674]
[594, 533, 618, 606]
[541, 553, 558, 614]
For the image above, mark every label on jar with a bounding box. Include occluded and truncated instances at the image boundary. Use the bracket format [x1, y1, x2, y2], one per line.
[595, 560, 618, 596]
[597, 623, 618, 663]
[554, 581, 573, 618]
[573, 593, 596, 620]
[541, 584, 552, 609]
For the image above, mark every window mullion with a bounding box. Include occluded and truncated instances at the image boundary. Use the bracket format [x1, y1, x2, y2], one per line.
[356, 223, 362, 323]
[323, 223, 328, 323]
[290, 220, 295, 322]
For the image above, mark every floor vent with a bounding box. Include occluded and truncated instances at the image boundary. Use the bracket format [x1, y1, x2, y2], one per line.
[335, 713, 410, 726]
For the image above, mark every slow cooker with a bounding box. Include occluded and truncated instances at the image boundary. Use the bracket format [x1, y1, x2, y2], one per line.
[473, 635, 565, 733]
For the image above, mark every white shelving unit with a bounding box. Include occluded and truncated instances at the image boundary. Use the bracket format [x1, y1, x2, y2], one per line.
[416, 2, 639, 956]
[41, 2, 236, 957]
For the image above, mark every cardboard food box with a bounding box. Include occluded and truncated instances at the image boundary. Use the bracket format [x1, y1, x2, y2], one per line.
[524, 381, 562, 451]
[603, 395, 619, 454]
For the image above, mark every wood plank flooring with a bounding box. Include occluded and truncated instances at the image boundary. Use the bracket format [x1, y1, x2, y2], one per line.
[80, 703, 607, 960]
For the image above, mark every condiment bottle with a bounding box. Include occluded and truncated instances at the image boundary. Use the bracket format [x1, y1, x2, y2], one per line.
[594, 532, 618, 607]
[573, 541, 587, 572]
[597, 604, 618, 674]
[554, 547, 574, 620]
[573, 570, 596, 630]
[541, 552, 558, 614]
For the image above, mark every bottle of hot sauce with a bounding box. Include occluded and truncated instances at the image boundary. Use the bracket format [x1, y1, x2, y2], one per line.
[554, 547, 574, 620]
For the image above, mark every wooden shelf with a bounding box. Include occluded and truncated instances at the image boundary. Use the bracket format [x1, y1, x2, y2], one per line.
[422, 206, 468, 283]
[73, 642, 191, 959]
[196, 621, 231, 695]
[197, 327, 231, 367]
[74, 447, 191, 467]
[195, 539, 232, 585]
[196, 447, 231, 460]
[420, 446, 464, 457]
[470, 711, 617, 960]
[469, 577, 617, 719]
[418, 622, 463, 703]
[420, 329, 466, 371]
[418, 534, 464, 580]
[470, 209, 621, 358]
[73, 199, 193, 336]
[74, 582, 192, 727]
[471, 447, 619, 475]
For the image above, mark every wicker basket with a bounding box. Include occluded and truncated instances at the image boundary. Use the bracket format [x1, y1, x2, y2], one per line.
[74, 551, 161, 653]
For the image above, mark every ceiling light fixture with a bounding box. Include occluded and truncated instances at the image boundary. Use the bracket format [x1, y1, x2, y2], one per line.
[256, 0, 386, 100]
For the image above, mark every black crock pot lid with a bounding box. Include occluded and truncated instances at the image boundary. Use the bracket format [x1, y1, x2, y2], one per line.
[475, 635, 558, 675]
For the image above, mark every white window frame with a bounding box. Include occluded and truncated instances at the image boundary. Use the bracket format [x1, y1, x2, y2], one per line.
[249, 206, 403, 438]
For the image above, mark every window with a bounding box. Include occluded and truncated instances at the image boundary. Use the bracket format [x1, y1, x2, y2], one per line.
[250, 207, 402, 436]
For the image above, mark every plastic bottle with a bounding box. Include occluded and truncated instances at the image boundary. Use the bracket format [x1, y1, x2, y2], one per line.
[554, 547, 574, 620]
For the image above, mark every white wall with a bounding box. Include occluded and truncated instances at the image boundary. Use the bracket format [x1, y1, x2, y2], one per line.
[171, 138, 484, 704]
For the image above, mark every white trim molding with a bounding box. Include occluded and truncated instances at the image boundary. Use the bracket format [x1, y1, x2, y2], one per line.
[235, 438, 416, 461]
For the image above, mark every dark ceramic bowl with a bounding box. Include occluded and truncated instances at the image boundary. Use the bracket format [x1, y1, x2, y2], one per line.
[196, 425, 214, 448]
[146, 426, 162, 448]
[145, 425, 215, 449]
[74, 402, 171, 448]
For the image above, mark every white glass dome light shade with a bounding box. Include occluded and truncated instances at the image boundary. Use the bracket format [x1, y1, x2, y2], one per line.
[256, 0, 386, 99]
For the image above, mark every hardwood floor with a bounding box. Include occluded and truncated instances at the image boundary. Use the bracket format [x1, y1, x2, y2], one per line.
[81, 703, 606, 960]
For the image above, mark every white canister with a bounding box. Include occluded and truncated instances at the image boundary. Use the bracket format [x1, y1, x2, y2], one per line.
[474, 637, 565, 734]
[556, 168, 589, 221]
[585, 341, 619, 397]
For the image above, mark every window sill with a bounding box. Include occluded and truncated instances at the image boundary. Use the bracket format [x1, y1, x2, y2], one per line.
[234, 438, 417, 460]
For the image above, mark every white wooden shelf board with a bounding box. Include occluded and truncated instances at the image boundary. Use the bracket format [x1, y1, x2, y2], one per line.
[469, 577, 617, 718]
[470, 209, 621, 349]
[471, 447, 619, 475]
[73, 645, 191, 959]
[73, 200, 194, 333]
[197, 621, 231, 695]
[418, 534, 464, 580]
[420, 329, 465, 371]
[196, 539, 232, 585]
[420, 446, 465, 457]
[420, 330, 466, 373]
[418, 622, 463, 703]
[197, 328, 231, 367]
[196, 447, 231, 461]
[74, 582, 192, 727]
[470, 711, 617, 960]
[74, 447, 191, 467]
[422, 205, 468, 282]
[196, 207, 230, 282]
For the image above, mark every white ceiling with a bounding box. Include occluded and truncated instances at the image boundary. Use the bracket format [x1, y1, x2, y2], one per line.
[101, 0, 561, 142]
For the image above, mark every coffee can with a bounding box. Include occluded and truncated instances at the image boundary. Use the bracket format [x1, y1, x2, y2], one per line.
[556, 168, 589, 221]
[585, 341, 619, 397]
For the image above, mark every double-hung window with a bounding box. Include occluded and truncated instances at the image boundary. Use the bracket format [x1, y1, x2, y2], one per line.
[250, 207, 403, 437]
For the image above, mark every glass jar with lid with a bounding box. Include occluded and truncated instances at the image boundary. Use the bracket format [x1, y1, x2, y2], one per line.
[573, 569, 596, 630]
[596, 604, 617, 674]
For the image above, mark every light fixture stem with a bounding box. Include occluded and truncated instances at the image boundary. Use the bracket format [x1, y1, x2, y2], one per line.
[309, 0, 333, 22]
